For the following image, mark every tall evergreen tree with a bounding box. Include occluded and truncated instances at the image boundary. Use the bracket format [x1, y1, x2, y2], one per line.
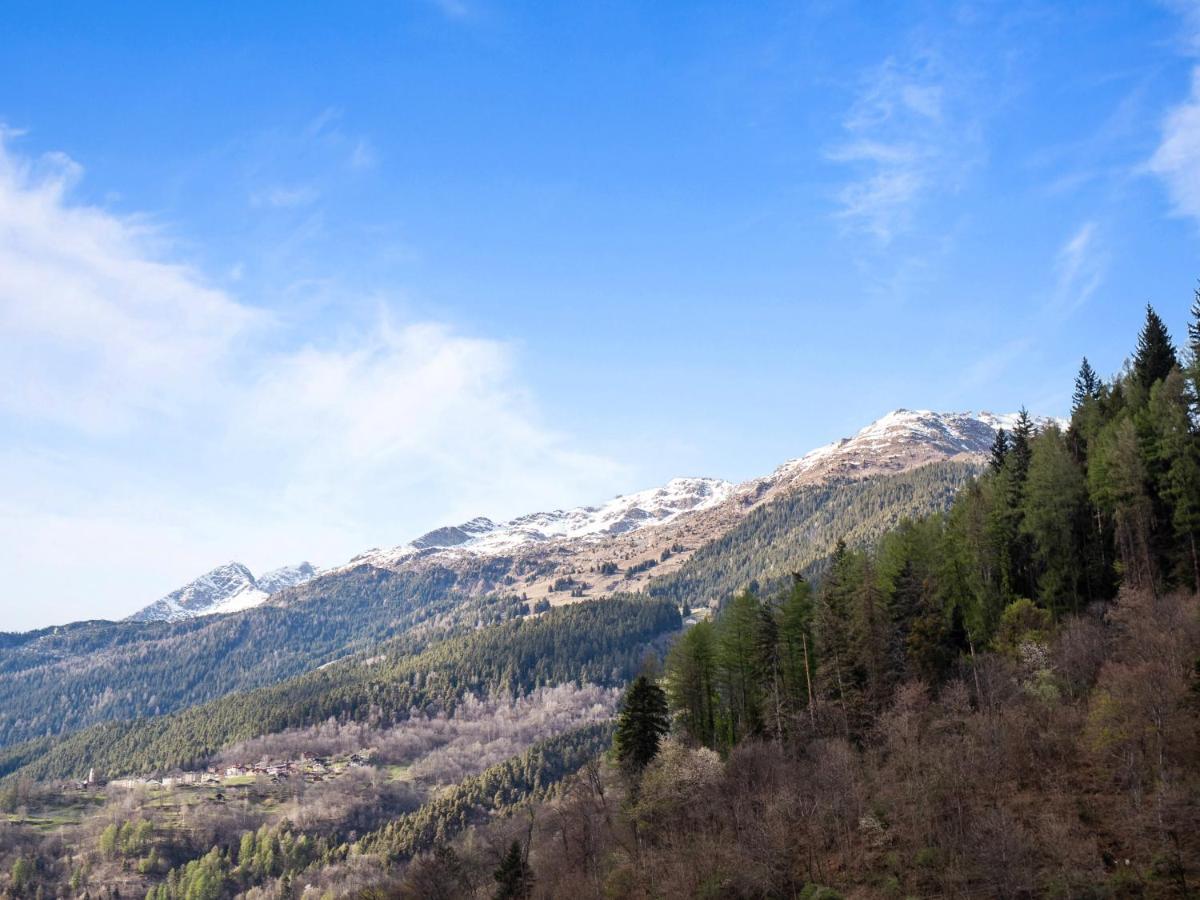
[1190, 284, 1200, 362]
[613, 676, 669, 775]
[1072, 357, 1100, 412]
[1009, 407, 1036, 485]
[1133, 303, 1178, 391]
[493, 840, 534, 900]
[989, 427, 1010, 473]
[999, 408, 1038, 597]
[889, 559, 924, 680]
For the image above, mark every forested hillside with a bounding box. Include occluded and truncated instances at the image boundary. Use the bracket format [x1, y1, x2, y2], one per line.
[649, 460, 979, 608]
[0, 567, 509, 748]
[0, 597, 679, 782]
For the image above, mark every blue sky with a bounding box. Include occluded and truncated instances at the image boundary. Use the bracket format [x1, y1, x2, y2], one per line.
[3, 1, 1200, 628]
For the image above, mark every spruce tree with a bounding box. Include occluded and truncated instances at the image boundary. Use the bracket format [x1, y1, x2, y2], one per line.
[1072, 357, 1100, 412]
[1010, 407, 1035, 484]
[1133, 303, 1178, 391]
[889, 558, 923, 679]
[614, 675, 669, 774]
[1145, 371, 1200, 589]
[989, 427, 1009, 473]
[493, 841, 534, 900]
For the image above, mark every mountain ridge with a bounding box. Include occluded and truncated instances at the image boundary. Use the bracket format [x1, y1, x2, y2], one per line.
[123, 409, 1043, 624]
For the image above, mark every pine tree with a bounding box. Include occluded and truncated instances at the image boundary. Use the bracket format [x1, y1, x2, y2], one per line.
[1072, 357, 1100, 413]
[614, 675, 669, 775]
[493, 841, 534, 900]
[1010, 408, 1035, 485]
[989, 428, 1010, 473]
[1133, 303, 1178, 391]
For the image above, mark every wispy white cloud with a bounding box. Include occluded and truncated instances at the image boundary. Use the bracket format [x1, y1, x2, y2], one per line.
[1051, 221, 1105, 314]
[828, 52, 977, 243]
[0, 133, 624, 628]
[0, 137, 263, 432]
[1144, 1, 1200, 225]
[1147, 68, 1200, 224]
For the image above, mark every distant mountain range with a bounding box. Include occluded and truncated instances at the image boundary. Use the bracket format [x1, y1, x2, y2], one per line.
[126, 409, 1036, 622]
[0, 407, 1050, 758]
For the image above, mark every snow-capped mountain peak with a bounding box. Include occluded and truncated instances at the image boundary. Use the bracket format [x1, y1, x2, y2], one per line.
[771, 409, 1040, 484]
[350, 475, 735, 568]
[129, 560, 318, 622]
